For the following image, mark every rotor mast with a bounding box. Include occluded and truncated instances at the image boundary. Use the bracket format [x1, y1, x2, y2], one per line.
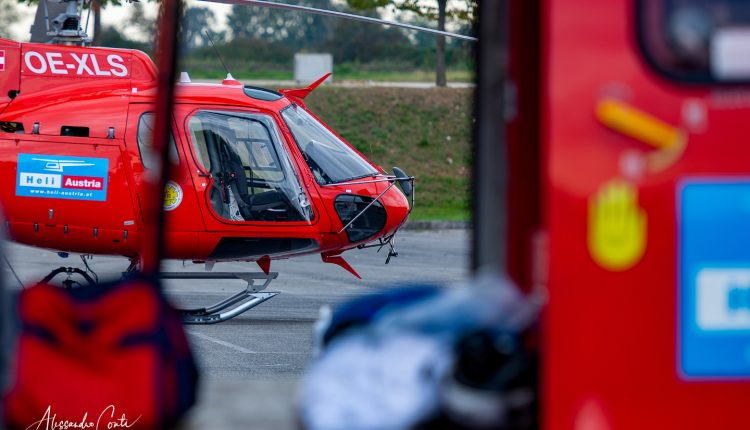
[32, 0, 91, 45]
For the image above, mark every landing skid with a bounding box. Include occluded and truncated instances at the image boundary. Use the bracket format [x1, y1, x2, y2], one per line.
[37, 259, 280, 324]
[159, 272, 280, 324]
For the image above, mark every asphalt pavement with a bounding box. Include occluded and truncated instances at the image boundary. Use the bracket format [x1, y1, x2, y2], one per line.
[1, 230, 470, 429]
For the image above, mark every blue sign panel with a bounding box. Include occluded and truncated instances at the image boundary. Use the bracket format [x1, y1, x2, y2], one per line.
[679, 180, 750, 379]
[16, 153, 109, 201]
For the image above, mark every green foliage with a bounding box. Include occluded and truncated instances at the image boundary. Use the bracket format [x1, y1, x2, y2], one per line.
[182, 37, 294, 76]
[17, 0, 474, 82]
[347, 0, 391, 9]
[182, 6, 219, 50]
[305, 87, 473, 220]
[18, 0, 130, 7]
[341, 0, 476, 87]
[180, 0, 474, 78]
[98, 25, 149, 51]
[227, 0, 333, 51]
[218, 0, 473, 69]
[345, 0, 477, 22]
[0, 0, 20, 39]
[320, 15, 412, 64]
[125, 2, 156, 44]
[332, 66, 473, 82]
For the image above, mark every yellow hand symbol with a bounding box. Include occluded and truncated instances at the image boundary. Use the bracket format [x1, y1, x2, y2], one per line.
[588, 180, 647, 271]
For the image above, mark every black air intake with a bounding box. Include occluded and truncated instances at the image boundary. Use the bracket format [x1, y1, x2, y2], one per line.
[334, 194, 387, 243]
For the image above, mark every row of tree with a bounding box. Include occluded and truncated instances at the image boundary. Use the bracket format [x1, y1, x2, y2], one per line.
[14, 0, 477, 85]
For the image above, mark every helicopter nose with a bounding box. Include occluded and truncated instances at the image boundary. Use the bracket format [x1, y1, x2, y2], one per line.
[381, 175, 412, 234]
[331, 171, 413, 243]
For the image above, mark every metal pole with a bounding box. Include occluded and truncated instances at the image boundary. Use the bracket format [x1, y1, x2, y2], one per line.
[141, 0, 183, 276]
[472, 0, 508, 274]
[0, 241, 5, 430]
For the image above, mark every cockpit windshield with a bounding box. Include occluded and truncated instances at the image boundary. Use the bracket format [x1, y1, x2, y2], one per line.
[281, 104, 379, 185]
[188, 110, 313, 222]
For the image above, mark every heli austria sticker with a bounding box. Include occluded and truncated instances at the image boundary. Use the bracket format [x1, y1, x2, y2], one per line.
[164, 181, 183, 211]
[0, 50, 5, 72]
[16, 154, 109, 201]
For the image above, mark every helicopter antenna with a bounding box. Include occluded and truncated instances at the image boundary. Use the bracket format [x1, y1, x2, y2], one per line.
[83, 0, 93, 40]
[198, 0, 477, 42]
[203, 30, 232, 77]
[42, 0, 50, 33]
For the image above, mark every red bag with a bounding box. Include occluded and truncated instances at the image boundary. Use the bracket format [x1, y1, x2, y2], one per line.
[4, 277, 197, 429]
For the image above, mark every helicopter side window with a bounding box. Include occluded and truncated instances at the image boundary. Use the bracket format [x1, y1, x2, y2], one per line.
[189, 125, 212, 171]
[281, 104, 378, 185]
[225, 117, 285, 184]
[187, 111, 313, 223]
[136, 113, 180, 169]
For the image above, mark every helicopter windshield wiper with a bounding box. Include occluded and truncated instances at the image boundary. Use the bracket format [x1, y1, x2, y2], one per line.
[198, 0, 478, 42]
[332, 172, 380, 184]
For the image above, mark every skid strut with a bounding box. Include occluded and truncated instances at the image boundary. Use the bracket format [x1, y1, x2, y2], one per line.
[41, 266, 97, 289]
[159, 272, 280, 324]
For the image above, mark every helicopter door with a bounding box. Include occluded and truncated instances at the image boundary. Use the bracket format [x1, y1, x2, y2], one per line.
[184, 109, 314, 224]
[125, 104, 202, 255]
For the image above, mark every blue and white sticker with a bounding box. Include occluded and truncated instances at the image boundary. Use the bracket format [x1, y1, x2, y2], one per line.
[679, 180, 750, 379]
[16, 153, 109, 201]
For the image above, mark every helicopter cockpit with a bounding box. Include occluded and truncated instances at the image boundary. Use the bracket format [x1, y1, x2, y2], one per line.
[281, 104, 380, 185]
[188, 110, 313, 223]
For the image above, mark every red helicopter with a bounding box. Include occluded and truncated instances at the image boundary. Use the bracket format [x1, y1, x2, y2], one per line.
[0, 0, 473, 323]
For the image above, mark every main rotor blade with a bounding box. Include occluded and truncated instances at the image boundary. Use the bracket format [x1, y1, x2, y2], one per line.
[198, 0, 478, 42]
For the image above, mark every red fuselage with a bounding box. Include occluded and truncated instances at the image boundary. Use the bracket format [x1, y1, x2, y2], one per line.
[0, 38, 410, 264]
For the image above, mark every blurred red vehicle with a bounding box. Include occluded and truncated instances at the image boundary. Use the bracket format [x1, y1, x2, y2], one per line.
[505, 0, 750, 427]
